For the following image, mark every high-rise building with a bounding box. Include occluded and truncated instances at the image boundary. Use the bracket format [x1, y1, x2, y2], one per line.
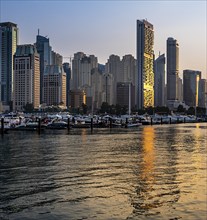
[154, 53, 165, 107]
[120, 55, 136, 84]
[105, 54, 121, 105]
[69, 89, 86, 109]
[43, 65, 66, 107]
[120, 55, 137, 107]
[198, 79, 207, 108]
[71, 52, 99, 110]
[70, 52, 86, 90]
[178, 76, 183, 102]
[63, 63, 71, 108]
[102, 72, 113, 105]
[137, 19, 154, 109]
[116, 82, 135, 109]
[13, 44, 40, 111]
[80, 55, 98, 109]
[35, 34, 52, 103]
[91, 67, 103, 110]
[0, 22, 19, 110]
[51, 51, 63, 66]
[183, 69, 201, 107]
[167, 37, 179, 105]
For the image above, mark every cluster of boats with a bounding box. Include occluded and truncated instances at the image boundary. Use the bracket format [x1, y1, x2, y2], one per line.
[0, 112, 206, 132]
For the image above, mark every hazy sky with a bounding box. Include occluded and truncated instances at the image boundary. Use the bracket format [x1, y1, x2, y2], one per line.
[0, 0, 206, 78]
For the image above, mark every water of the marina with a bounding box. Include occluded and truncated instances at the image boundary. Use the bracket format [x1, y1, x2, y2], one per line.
[0, 123, 206, 220]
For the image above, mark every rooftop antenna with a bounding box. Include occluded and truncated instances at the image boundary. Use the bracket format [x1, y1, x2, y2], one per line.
[38, 28, 39, 36]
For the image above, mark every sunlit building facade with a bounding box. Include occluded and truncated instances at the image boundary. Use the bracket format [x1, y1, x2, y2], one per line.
[69, 89, 86, 109]
[13, 44, 40, 111]
[137, 19, 154, 109]
[63, 62, 71, 108]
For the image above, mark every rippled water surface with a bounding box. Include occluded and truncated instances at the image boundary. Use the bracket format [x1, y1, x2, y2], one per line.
[0, 123, 207, 219]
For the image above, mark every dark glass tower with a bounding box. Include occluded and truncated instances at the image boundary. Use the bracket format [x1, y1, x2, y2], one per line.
[0, 22, 18, 110]
[35, 34, 52, 103]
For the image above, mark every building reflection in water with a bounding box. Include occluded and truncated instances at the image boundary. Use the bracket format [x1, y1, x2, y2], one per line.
[130, 125, 181, 217]
[141, 126, 155, 183]
[131, 126, 156, 215]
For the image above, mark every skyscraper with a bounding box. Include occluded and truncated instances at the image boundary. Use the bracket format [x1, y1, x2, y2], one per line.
[198, 79, 207, 108]
[13, 44, 40, 111]
[105, 54, 121, 105]
[0, 22, 19, 110]
[116, 82, 135, 109]
[120, 55, 137, 108]
[43, 65, 66, 107]
[63, 62, 71, 108]
[91, 66, 103, 109]
[177, 76, 183, 102]
[167, 37, 179, 104]
[154, 53, 165, 107]
[51, 51, 63, 66]
[183, 69, 201, 107]
[120, 55, 136, 84]
[70, 52, 85, 90]
[35, 34, 52, 103]
[136, 19, 154, 109]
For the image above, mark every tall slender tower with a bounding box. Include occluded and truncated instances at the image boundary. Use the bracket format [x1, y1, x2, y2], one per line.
[198, 79, 207, 108]
[154, 53, 165, 107]
[136, 19, 154, 109]
[166, 37, 179, 104]
[63, 62, 71, 108]
[105, 54, 121, 105]
[0, 22, 19, 110]
[35, 34, 52, 103]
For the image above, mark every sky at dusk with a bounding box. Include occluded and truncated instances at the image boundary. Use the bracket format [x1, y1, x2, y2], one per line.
[0, 0, 206, 79]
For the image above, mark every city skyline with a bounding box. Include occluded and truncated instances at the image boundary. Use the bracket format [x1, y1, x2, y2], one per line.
[0, 0, 206, 79]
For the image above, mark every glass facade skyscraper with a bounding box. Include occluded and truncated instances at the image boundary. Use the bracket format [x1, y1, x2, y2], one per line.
[136, 19, 154, 109]
[35, 34, 52, 103]
[0, 22, 18, 110]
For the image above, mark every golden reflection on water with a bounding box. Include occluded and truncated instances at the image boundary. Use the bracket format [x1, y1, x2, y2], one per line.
[81, 128, 87, 143]
[195, 123, 200, 129]
[141, 126, 155, 183]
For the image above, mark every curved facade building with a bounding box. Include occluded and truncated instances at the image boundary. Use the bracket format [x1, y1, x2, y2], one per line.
[136, 19, 154, 109]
